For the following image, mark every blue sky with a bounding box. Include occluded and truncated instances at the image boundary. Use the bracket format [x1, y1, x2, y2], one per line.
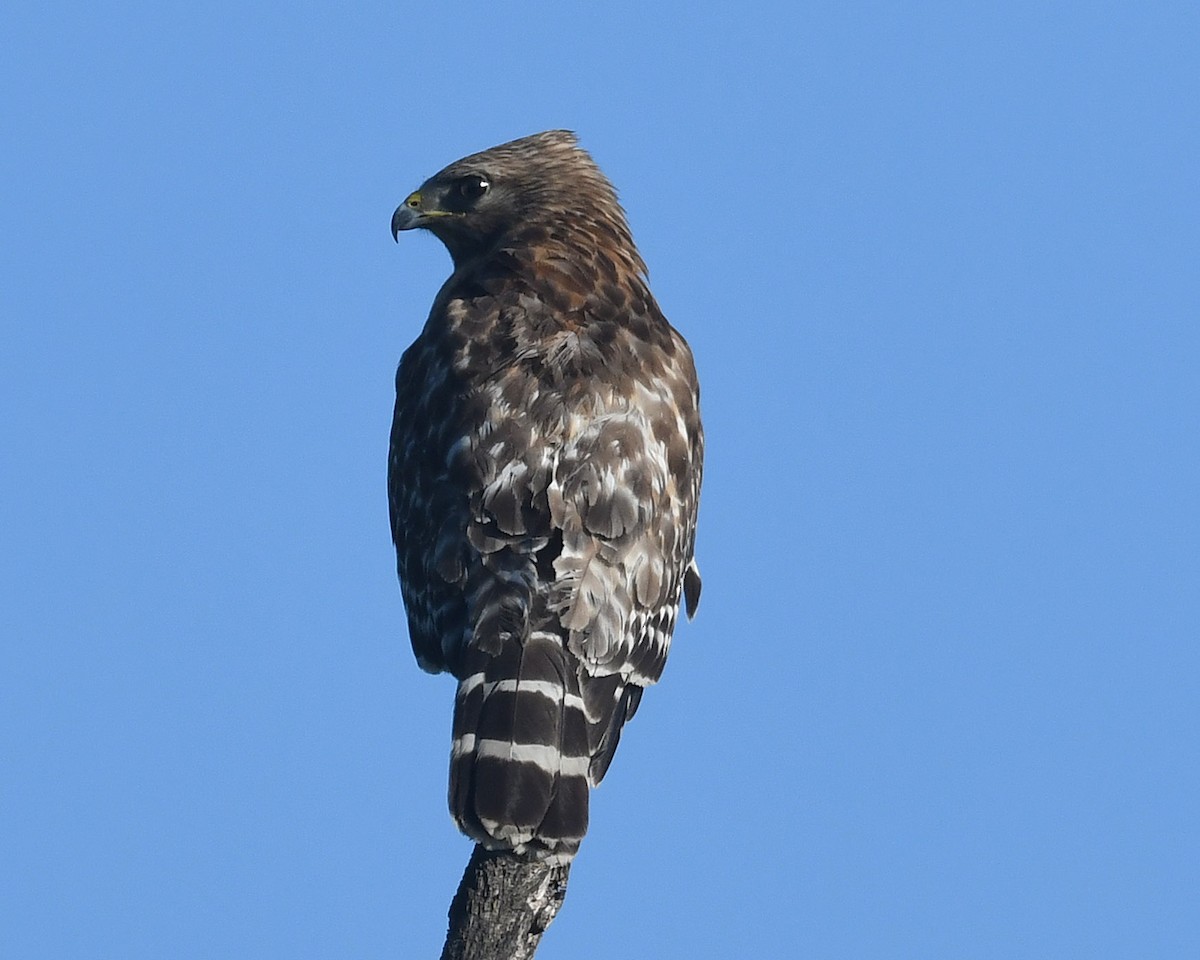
[3, 2, 1197, 957]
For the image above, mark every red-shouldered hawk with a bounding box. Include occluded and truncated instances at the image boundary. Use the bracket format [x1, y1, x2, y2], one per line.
[388, 131, 702, 862]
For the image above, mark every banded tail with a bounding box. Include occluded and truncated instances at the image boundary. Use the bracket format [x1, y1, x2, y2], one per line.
[449, 631, 639, 861]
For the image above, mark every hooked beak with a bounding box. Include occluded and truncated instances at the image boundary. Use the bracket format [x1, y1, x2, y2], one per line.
[391, 191, 424, 241]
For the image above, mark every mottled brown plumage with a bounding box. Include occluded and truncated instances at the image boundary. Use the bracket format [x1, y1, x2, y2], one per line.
[388, 130, 702, 860]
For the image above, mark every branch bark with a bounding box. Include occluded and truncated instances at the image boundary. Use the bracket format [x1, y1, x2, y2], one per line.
[439, 846, 571, 960]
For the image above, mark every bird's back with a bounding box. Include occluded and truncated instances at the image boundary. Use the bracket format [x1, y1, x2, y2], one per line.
[388, 131, 702, 860]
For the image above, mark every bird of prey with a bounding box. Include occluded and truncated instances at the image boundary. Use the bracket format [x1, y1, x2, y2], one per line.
[388, 130, 702, 862]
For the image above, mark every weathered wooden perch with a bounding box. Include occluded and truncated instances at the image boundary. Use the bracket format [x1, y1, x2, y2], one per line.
[439, 846, 571, 960]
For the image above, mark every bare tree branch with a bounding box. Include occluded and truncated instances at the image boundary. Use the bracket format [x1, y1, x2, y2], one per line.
[439, 846, 571, 960]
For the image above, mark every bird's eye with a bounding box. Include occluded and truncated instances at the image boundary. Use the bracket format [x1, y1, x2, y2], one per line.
[456, 175, 490, 201]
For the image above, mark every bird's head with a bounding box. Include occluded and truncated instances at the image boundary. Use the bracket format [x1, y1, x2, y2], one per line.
[391, 130, 633, 268]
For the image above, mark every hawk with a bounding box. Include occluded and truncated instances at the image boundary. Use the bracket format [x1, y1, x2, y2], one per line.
[388, 131, 702, 862]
